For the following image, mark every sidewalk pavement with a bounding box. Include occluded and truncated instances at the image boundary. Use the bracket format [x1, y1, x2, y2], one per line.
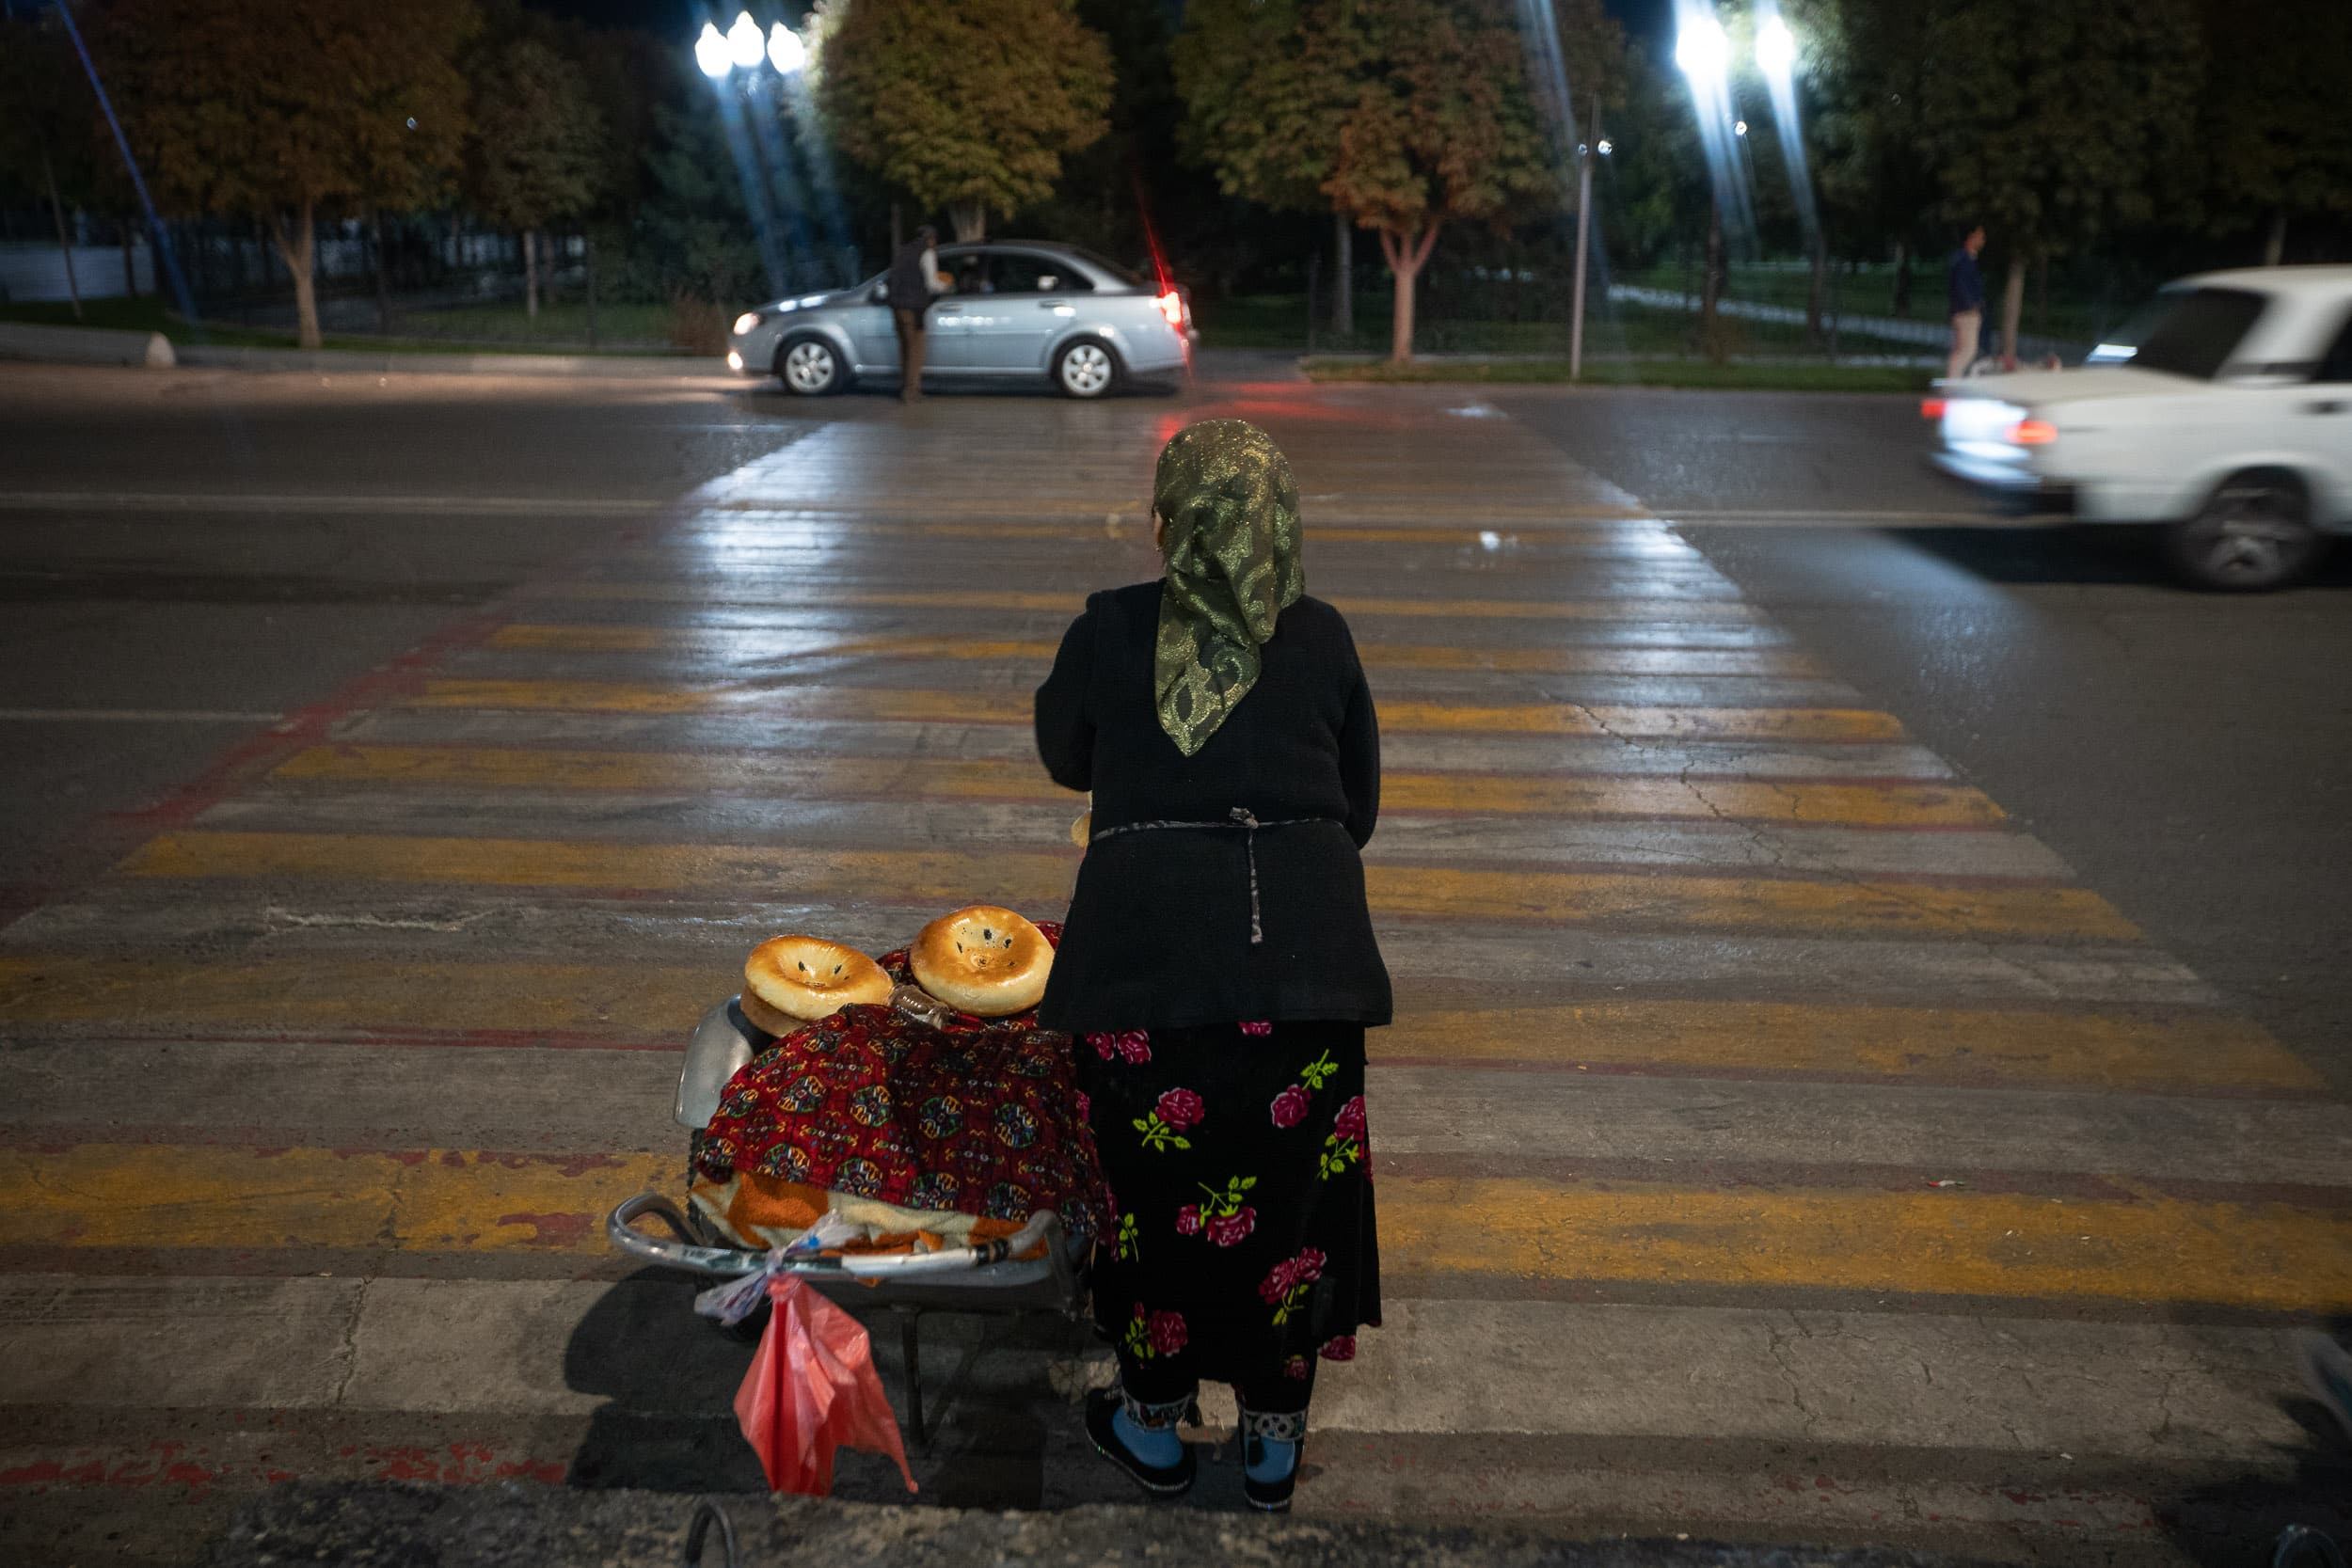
[200, 1484, 2020, 1568]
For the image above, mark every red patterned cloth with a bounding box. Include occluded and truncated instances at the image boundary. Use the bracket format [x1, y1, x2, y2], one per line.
[696, 923, 1106, 1246]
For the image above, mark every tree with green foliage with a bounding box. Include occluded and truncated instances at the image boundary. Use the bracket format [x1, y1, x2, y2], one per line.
[2189, 0, 2352, 265]
[465, 32, 606, 318]
[1178, 0, 1566, 363]
[90, 0, 475, 347]
[1915, 0, 2201, 363]
[810, 0, 1113, 243]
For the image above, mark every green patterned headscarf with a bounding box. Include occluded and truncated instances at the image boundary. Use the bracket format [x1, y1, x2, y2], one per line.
[1152, 419, 1304, 756]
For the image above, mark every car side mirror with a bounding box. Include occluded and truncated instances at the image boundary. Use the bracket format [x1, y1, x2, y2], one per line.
[868, 283, 887, 304]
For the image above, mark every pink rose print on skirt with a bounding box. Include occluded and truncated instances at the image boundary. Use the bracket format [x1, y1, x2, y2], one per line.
[1205, 1207, 1257, 1247]
[1174, 1204, 1204, 1236]
[1115, 1030, 1152, 1064]
[1155, 1088, 1204, 1131]
[1283, 1354, 1310, 1380]
[1086, 1032, 1116, 1061]
[1260, 1247, 1327, 1323]
[1334, 1095, 1368, 1142]
[1148, 1309, 1188, 1356]
[1073, 1089, 1091, 1120]
[1269, 1085, 1311, 1128]
[1239, 1021, 1273, 1037]
[1320, 1335, 1359, 1362]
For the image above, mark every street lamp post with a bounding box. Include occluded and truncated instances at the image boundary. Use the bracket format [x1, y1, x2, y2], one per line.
[1569, 99, 1608, 383]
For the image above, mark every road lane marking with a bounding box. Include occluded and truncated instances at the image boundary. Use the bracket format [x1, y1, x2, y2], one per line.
[112, 831, 2138, 941]
[270, 744, 2004, 828]
[405, 679, 1910, 741]
[482, 624, 1823, 678]
[541, 582, 1770, 622]
[4, 1145, 2346, 1311]
[8, 1041, 2339, 1185]
[0, 958, 2279, 1092]
[0, 708, 285, 723]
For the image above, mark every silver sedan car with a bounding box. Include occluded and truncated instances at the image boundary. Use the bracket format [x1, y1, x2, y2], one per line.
[726, 241, 1194, 399]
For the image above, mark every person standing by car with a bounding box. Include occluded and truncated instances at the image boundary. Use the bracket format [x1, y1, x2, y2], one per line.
[886, 224, 946, 403]
[1947, 223, 1988, 379]
[1033, 420, 1388, 1512]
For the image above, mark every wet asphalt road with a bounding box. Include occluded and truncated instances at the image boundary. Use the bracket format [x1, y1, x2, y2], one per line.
[1493, 386, 2352, 1088]
[3, 358, 2349, 1564]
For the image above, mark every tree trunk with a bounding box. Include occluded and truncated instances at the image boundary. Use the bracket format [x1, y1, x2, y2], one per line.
[1891, 241, 1911, 318]
[1700, 199, 1724, 356]
[948, 203, 986, 243]
[1379, 224, 1439, 364]
[1999, 254, 2026, 371]
[121, 219, 138, 298]
[524, 229, 540, 319]
[269, 200, 322, 349]
[373, 211, 392, 335]
[2265, 209, 2286, 267]
[585, 234, 599, 349]
[1334, 212, 1353, 340]
[1806, 241, 1825, 339]
[39, 146, 81, 320]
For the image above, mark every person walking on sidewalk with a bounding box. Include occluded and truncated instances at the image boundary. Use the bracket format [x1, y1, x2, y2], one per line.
[1946, 222, 1988, 379]
[886, 224, 946, 403]
[1033, 419, 1389, 1513]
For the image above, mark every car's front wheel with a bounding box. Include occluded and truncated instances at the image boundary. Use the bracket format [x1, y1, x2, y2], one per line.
[2165, 470, 2325, 592]
[1053, 338, 1120, 400]
[777, 335, 845, 397]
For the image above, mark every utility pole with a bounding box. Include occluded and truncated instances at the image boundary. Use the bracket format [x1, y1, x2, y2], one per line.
[1569, 97, 1600, 381]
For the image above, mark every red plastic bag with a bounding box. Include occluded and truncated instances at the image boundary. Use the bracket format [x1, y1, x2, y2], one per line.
[733, 1274, 917, 1496]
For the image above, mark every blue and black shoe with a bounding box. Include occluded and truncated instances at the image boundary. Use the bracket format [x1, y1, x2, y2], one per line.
[1085, 1387, 1196, 1498]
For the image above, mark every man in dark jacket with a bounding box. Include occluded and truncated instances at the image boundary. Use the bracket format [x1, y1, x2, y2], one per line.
[1946, 223, 1987, 380]
[885, 224, 946, 403]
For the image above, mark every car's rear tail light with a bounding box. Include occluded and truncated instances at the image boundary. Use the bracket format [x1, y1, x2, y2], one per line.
[1156, 290, 1184, 328]
[1919, 398, 1947, 420]
[2006, 419, 2057, 445]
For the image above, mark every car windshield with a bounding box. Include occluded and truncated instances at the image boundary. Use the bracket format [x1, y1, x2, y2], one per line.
[2089, 288, 2266, 379]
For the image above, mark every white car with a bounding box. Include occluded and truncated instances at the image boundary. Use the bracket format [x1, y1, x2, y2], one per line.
[1931, 264, 2352, 589]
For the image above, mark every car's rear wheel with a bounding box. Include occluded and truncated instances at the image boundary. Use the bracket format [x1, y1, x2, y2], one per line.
[777, 335, 845, 397]
[2165, 470, 2325, 592]
[1053, 338, 1120, 400]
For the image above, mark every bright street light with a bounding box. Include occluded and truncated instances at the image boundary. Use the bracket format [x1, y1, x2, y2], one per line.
[1734, 119, 1748, 136]
[1597, 138, 1613, 155]
[1674, 15, 1730, 86]
[1756, 14, 1797, 79]
[767, 22, 805, 74]
[693, 21, 730, 78]
[726, 11, 764, 70]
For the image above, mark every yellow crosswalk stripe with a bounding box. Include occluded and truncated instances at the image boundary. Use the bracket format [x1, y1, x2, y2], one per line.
[272, 744, 2002, 828]
[483, 625, 1821, 678]
[5, 1143, 2345, 1312]
[406, 679, 1907, 741]
[541, 583, 1767, 622]
[0, 957, 2302, 1095]
[1375, 1000, 2324, 1092]
[113, 832, 2135, 941]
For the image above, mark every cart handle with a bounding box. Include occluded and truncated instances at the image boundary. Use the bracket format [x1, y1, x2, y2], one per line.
[608, 1193, 1072, 1280]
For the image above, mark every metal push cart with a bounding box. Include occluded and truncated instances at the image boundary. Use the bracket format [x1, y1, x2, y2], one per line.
[606, 995, 1095, 1442]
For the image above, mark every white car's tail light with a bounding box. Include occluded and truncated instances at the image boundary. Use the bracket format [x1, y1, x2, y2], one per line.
[1155, 291, 1184, 329]
[2006, 419, 2057, 445]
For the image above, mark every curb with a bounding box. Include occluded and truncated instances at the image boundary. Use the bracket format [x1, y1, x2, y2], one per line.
[173, 342, 727, 379]
[0, 321, 175, 369]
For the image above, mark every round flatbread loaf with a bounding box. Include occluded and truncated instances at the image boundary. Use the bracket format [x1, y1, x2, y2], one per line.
[743, 935, 892, 1024]
[910, 905, 1052, 1017]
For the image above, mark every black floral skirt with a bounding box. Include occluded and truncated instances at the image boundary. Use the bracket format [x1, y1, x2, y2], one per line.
[1076, 1020, 1380, 1425]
